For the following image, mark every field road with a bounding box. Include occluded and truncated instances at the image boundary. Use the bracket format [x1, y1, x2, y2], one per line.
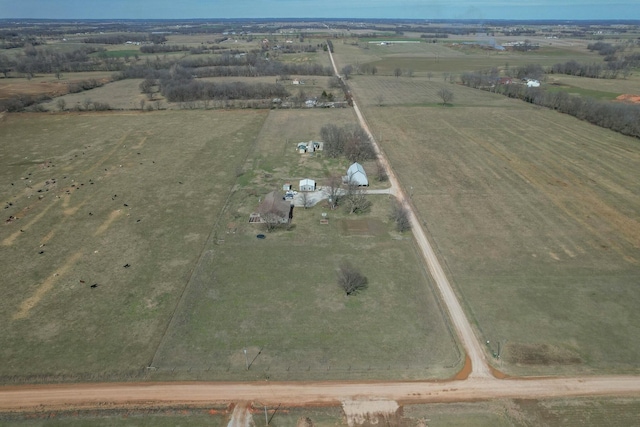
[327, 45, 491, 379]
[0, 46, 638, 415]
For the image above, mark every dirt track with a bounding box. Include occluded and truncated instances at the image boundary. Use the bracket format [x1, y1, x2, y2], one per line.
[1, 376, 640, 411]
[0, 48, 637, 415]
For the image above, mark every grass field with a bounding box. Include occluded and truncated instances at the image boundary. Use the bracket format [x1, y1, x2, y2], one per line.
[348, 77, 640, 375]
[0, 109, 267, 381]
[333, 39, 603, 76]
[150, 108, 461, 380]
[0, 107, 461, 382]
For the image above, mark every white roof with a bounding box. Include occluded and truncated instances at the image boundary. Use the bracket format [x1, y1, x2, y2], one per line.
[346, 162, 368, 186]
[299, 178, 315, 186]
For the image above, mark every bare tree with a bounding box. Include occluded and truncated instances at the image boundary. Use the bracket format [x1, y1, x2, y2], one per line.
[342, 64, 353, 80]
[394, 67, 402, 78]
[56, 98, 66, 112]
[375, 94, 384, 106]
[437, 88, 454, 106]
[325, 175, 343, 209]
[139, 99, 146, 110]
[390, 199, 411, 232]
[376, 161, 388, 182]
[300, 191, 311, 209]
[262, 210, 283, 232]
[344, 181, 371, 214]
[427, 71, 433, 80]
[82, 98, 92, 111]
[337, 261, 368, 296]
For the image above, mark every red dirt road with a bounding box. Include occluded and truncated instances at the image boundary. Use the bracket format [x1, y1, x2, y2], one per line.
[1, 376, 640, 411]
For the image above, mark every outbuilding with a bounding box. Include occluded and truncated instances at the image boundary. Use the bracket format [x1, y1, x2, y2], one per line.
[299, 178, 316, 192]
[345, 162, 368, 186]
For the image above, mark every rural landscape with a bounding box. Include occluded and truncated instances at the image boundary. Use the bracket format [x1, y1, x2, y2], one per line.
[1, 15, 640, 426]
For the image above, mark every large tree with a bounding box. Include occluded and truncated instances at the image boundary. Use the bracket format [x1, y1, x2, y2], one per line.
[337, 261, 368, 296]
[437, 87, 454, 106]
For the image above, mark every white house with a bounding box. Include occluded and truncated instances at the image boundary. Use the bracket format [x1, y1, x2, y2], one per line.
[299, 178, 316, 192]
[344, 162, 368, 186]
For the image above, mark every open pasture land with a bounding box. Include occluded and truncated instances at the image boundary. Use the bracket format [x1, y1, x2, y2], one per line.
[0, 72, 114, 101]
[151, 108, 461, 380]
[333, 38, 602, 75]
[546, 74, 640, 100]
[0, 109, 267, 381]
[351, 81, 640, 375]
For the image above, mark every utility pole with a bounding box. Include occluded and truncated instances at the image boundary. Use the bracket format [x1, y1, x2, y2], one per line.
[243, 348, 249, 370]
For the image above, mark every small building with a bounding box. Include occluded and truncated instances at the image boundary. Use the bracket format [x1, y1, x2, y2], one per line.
[297, 141, 324, 153]
[299, 178, 316, 192]
[344, 162, 368, 186]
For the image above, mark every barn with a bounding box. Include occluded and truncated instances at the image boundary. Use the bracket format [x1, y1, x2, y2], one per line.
[299, 178, 316, 192]
[345, 162, 368, 186]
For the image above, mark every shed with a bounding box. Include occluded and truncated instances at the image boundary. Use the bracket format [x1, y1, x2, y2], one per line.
[345, 162, 368, 186]
[299, 178, 316, 192]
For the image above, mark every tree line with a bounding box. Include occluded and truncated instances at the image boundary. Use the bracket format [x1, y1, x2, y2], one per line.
[460, 76, 640, 138]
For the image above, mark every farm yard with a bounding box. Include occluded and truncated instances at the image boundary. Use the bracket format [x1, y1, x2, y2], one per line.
[151, 108, 461, 380]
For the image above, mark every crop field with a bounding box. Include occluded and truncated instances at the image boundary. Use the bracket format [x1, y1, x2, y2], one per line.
[150, 108, 461, 380]
[350, 79, 640, 375]
[0, 109, 268, 380]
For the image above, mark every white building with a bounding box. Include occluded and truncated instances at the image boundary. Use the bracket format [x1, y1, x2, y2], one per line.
[345, 162, 368, 186]
[299, 178, 316, 192]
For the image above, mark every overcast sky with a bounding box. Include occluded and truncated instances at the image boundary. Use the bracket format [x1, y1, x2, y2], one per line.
[1, 0, 638, 20]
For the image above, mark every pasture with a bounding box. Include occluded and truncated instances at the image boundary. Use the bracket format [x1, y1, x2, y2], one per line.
[349, 76, 640, 375]
[0, 107, 461, 382]
[0, 109, 267, 380]
[151, 108, 461, 380]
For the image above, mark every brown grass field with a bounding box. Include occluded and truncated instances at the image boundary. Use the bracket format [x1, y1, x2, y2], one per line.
[150, 108, 461, 380]
[0, 109, 268, 380]
[0, 107, 462, 382]
[346, 74, 640, 375]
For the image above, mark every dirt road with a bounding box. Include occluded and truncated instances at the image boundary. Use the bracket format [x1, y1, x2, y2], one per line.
[1, 376, 640, 411]
[328, 47, 491, 378]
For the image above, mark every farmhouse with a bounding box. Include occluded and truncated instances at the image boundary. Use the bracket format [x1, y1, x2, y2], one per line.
[344, 162, 368, 186]
[299, 178, 316, 192]
[252, 191, 293, 224]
